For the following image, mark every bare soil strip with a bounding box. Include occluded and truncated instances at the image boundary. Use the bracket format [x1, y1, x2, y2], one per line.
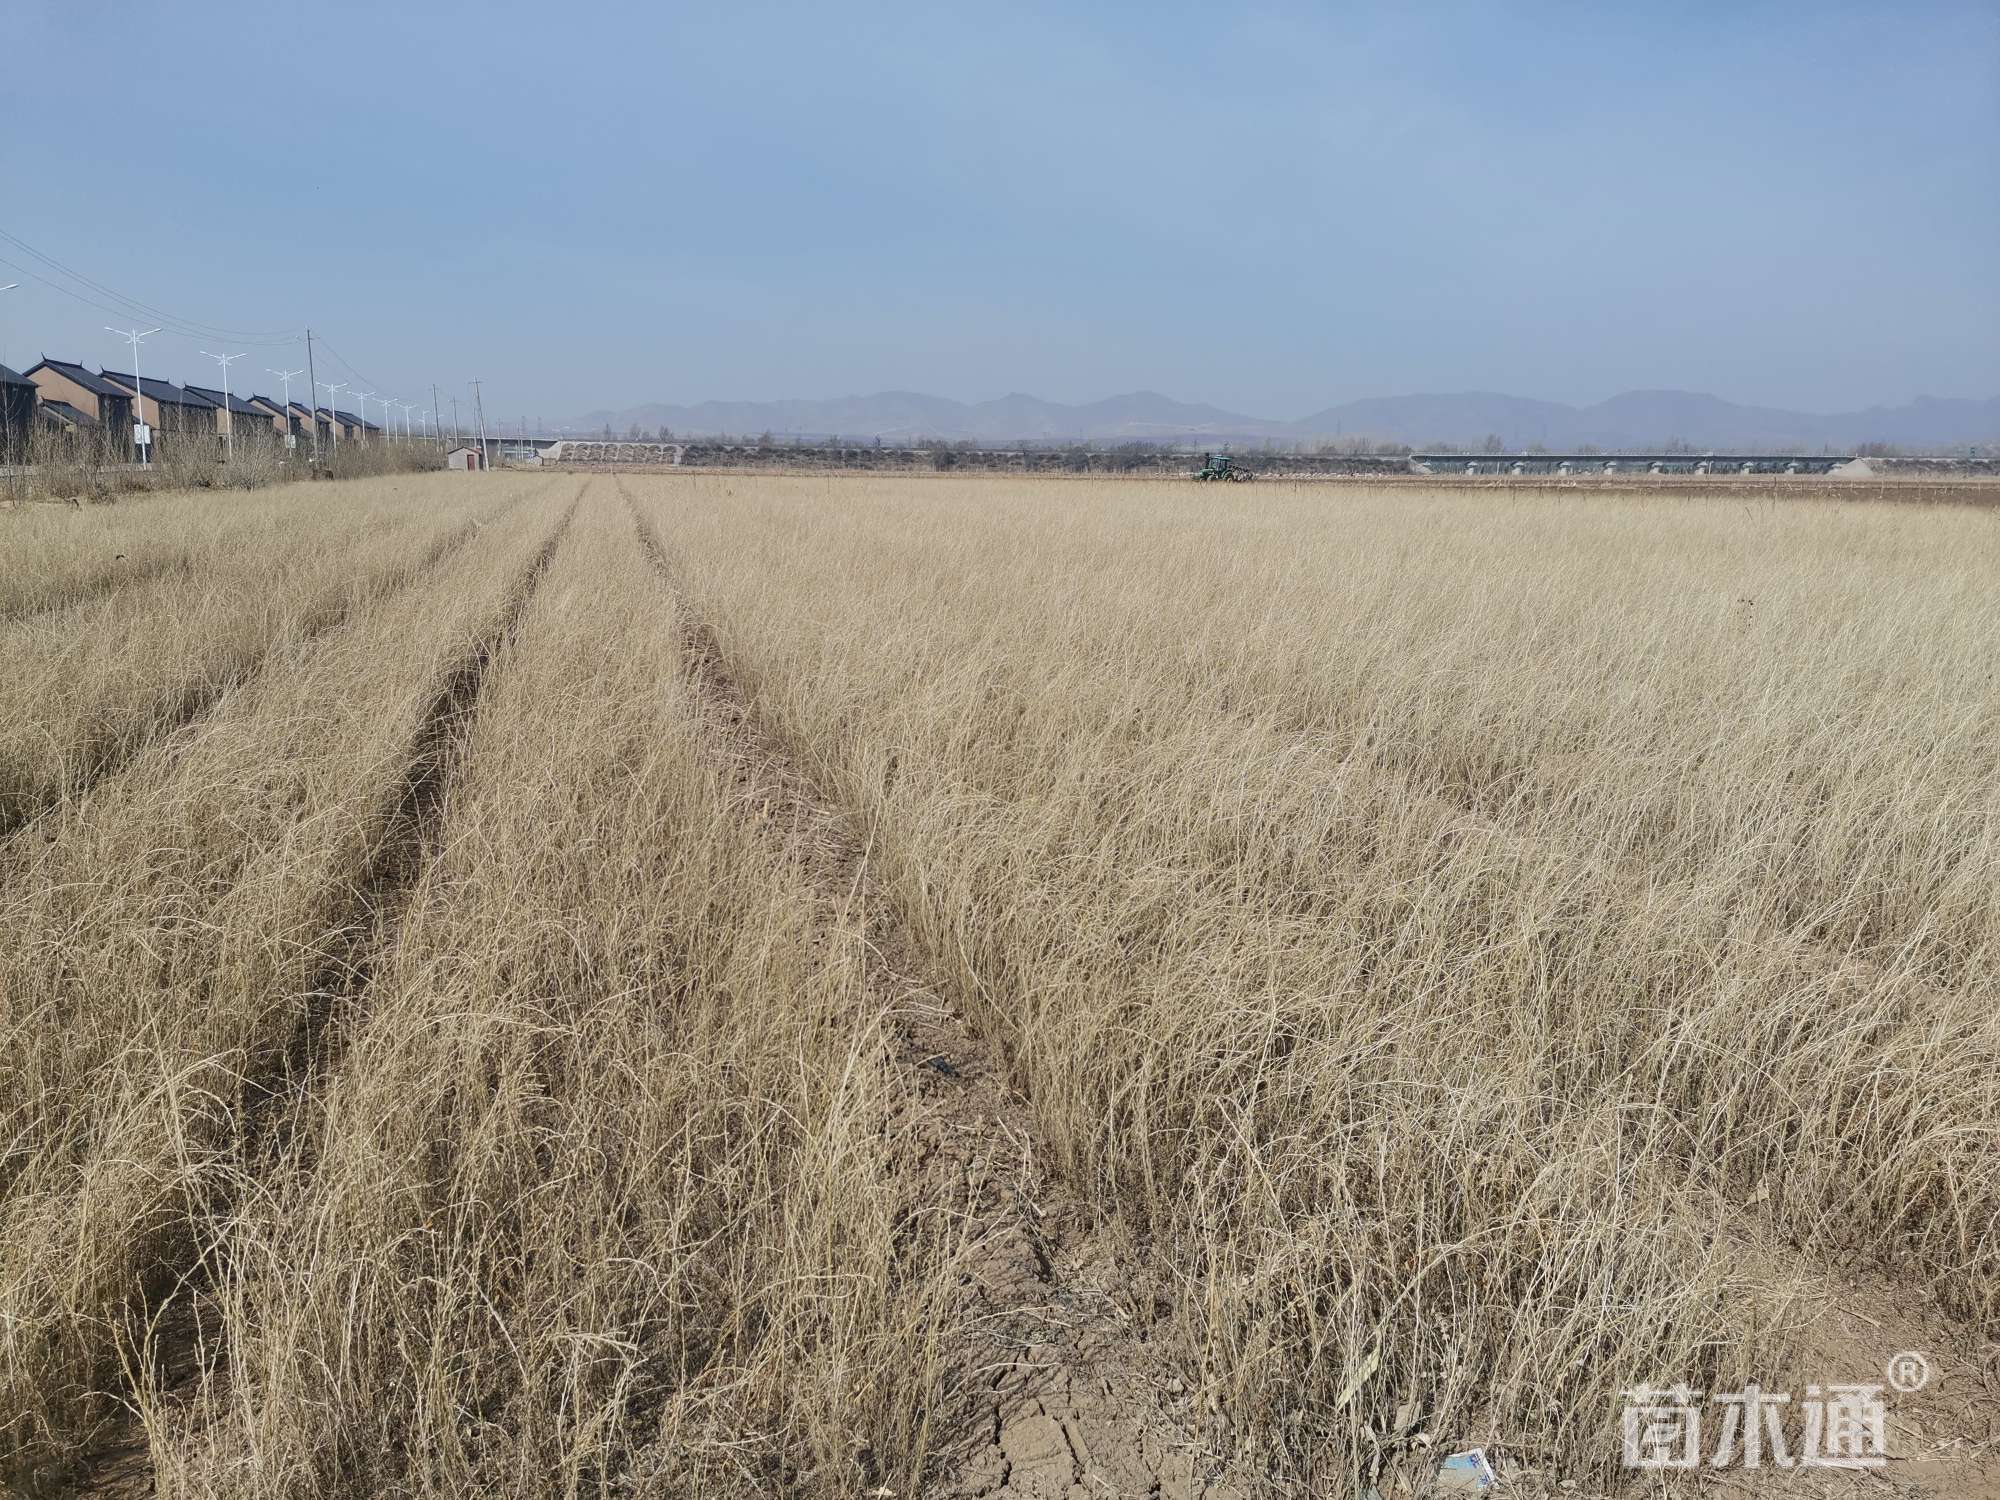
[67, 492, 581, 1499]
[623, 486, 1247, 1499]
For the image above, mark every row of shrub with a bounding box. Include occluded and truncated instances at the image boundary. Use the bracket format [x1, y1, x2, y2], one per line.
[3, 428, 442, 503]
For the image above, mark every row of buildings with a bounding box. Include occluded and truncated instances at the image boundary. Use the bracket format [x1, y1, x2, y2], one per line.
[0, 357, 390, 462]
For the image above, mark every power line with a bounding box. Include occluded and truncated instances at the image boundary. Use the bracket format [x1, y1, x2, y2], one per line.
[3, 230, 441, 463]
[311, 334, 390, 398]
[0, 226, 298, 342]
[0, 251, 303, 345]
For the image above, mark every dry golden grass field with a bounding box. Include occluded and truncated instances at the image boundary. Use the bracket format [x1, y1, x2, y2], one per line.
[2, 471, 1997, 1499]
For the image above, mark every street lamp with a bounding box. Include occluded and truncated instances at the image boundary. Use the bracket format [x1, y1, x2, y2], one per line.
[107, 326, 162, 467]
[317, 380, 347, 457]
[199, 349, 246, 463]
[268, 367, 304, 461]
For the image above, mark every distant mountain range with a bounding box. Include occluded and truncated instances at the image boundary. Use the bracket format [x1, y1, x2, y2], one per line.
[566, 388, 1999, 452]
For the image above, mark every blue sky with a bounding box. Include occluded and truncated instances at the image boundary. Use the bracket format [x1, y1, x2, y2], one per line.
[4, 0, 1995, 423]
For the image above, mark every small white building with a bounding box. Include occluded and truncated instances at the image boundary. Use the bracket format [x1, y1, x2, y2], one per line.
[446, 445, 483, 471]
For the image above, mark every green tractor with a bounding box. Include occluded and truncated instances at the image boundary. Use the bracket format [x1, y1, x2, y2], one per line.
[1196, 452, 1253, 482]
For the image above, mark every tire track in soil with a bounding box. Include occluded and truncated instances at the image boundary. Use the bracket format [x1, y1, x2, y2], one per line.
[0, 500, 521, 847]
[66, 487, 582, 1500]
[619, 482, 1247, 1500]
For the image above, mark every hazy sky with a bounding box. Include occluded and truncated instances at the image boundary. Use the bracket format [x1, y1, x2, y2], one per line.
[5, 0, 1995, 423]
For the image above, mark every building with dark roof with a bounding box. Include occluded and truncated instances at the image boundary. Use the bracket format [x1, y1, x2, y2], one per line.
[308, 406, 376, 443]
[0, 364, 37, 462]
[24, 359, 135, 457]
[243, 394, 290, 432]
[184, 383, 272, 442]
[99, 371, 219, 452]
[290, 401, 331, 446]
[36, 398, 99, 435]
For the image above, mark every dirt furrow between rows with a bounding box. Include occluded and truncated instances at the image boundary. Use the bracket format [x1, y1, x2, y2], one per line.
[622, 486, 1246, 1499]
[70, 492, 581, 1499]
[251, 491, 573, 1126]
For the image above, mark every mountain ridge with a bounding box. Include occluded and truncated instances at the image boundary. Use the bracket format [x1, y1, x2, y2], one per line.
[567, 388, 1999, 450]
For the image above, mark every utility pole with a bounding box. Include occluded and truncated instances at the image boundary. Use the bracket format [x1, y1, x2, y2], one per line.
[432, 382, 444, 454]
[470, 380, 490, 471]
[107, 325, 161, 467]
[199, 350, 246, 464]
[267, 366, 304, 463]
[353, 391, 375, 445]
[0, 285, 15, 454]
[450, 396, 460, 447]
[304, 328, 322, 473]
